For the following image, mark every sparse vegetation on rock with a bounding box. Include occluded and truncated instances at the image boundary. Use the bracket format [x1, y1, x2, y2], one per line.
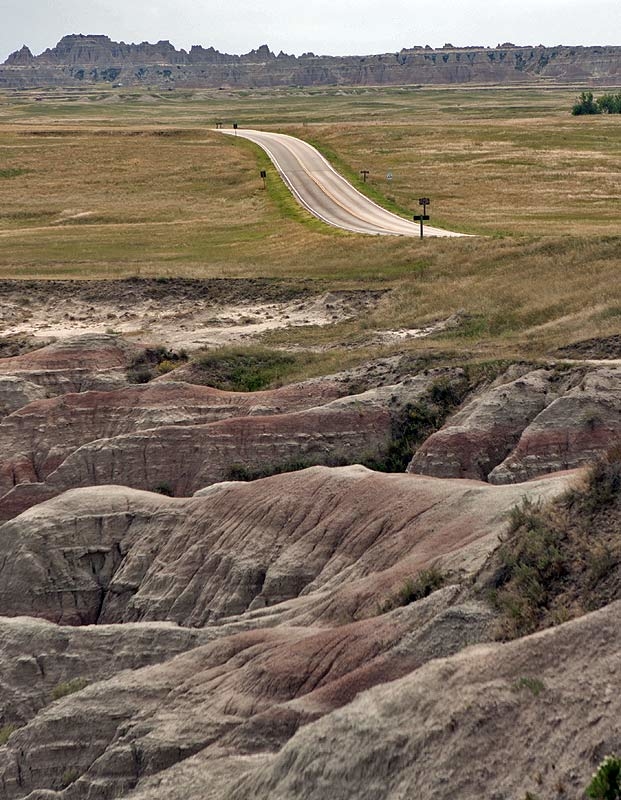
[126, 346, 188, 384]
[483, 447, 621, 638]
[194, 346, 308, 392]
[51, 677, 89, 701]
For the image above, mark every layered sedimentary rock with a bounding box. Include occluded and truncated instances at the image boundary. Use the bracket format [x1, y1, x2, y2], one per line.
[0, 573, 617, 799]
[409, 364, 621, 483]
[0, 379, 344, 494]
[2, 35, 620, 89]
[223, 601, 621, 800]
[0, 468, 573, 627]
[0, 593, 490, 799]
[489, 365, 621, 483]
[0, 367, 464, 521]
[0, 616, 214, 727]
[0, 334, 140, 398]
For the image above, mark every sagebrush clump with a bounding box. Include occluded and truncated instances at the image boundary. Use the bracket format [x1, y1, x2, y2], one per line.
[484, 448, 621, 639]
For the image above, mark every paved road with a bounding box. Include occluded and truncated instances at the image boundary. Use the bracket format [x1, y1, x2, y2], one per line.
[221, 129, 464, 238]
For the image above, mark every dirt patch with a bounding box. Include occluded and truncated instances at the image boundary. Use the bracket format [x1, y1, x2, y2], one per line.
[0, 279, 387, 352]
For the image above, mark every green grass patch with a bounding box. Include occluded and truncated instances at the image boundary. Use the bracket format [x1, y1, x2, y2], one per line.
[378, 565, 448, 614]
[194, 345, 317, 391]
[51, 677, 89, 701]
[0, 724, 18, 745]
[0, 167, 27, 179]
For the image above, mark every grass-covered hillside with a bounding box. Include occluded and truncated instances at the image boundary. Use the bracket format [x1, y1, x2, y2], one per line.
[0, 84, 619, 362]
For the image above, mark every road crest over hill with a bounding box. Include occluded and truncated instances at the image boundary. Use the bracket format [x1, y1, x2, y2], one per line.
[221, 128, 466, 238]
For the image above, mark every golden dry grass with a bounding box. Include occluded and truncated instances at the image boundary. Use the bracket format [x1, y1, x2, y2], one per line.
[0, 85, 619, 361]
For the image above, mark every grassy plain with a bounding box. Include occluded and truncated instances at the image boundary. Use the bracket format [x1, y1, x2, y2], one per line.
[0, 83, 619, 362]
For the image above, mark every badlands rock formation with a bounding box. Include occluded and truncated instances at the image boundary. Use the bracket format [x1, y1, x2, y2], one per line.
[0, 361, 466, 520]
[409, 362, 621, 483]
[224, 601, 621, 800]
[0, 468, 571, 627]
[0, 335, 140, 398]
[0, 468, 576, 799]
[2, 35, 620, 88]
[0, 330, 618, 799]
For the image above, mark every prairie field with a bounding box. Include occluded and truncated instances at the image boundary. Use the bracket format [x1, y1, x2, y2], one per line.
[0, 83, 619, 364]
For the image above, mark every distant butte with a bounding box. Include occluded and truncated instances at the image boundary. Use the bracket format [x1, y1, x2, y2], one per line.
[1, 34, 620, 88]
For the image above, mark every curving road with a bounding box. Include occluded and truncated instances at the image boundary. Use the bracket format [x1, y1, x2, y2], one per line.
[221, 129, 464, 238]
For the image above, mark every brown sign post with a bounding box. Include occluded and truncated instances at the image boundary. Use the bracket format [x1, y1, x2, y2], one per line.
[413, 197, 430, 239]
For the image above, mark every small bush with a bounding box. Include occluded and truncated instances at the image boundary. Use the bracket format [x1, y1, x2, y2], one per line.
[0, 724, 17, 745]
[0, 168, 27, 179]
[572, 91, 601, 116]
[380, 565, 447, 613]
[126, 346, 188, 384]
[226, 454, 349, 482]
[587, 755, 621, 800]
[484, 447, 621, 639]
[512, 676, 545, 697]
[59, 768, 80, 789]
[51, 677, 89, 701]
[571, 90, 621, 115]
[366, 374, 469, 473]
[152, 482, 174, 496]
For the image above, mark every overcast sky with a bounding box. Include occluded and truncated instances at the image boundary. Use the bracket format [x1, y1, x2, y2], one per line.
[1, 0, 620, 62]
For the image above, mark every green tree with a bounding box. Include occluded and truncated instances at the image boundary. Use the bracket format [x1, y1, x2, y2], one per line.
[597, 92, 621, 114]
[572, 91, 601, 115]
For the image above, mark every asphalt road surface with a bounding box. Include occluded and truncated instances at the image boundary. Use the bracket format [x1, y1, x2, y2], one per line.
[221, 128, 464, 238]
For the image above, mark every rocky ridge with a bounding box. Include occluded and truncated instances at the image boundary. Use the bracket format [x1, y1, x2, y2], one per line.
[2, 35, 620, 88]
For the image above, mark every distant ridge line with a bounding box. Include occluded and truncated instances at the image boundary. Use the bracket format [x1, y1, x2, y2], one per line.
[1, 34, 620, 89]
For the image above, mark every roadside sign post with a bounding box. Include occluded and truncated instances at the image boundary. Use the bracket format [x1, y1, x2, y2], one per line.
[360, 169, 369, 183]
[215, 121, 223, 129]
[233, 122, 238, 136]
[413, 197, 431, 239]
[260, 169, 267, 189]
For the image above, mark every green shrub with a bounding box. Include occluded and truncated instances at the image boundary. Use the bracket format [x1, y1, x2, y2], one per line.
[597, 92, 621, 114]
[59, 768, 80, 789]
[485, 448, 621, 638]
[512, 676, 545, 697]
[0, 724, 17, 745]
[0, 168, 27, 179]
[152, 482, 174, 496]
[51, 677, 89, 701]
[126, 346, 188, 384]
[226, 454, 349, 482]
[365, 374, 469, 473]
[587, 755, 621, 800]
[194, 346, 299, 392]
[571, 90, 621, 115]
[380, 565, 447, 613]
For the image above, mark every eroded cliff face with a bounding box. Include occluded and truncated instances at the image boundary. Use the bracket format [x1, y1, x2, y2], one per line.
[2, 35, 620, 88]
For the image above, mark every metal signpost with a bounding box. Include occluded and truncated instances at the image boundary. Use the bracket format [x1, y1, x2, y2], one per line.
[233, 122, 238, 136]
[260, 169, 267, 189]
[413, 197, 430, 239]
[360, 169, 369, 183]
